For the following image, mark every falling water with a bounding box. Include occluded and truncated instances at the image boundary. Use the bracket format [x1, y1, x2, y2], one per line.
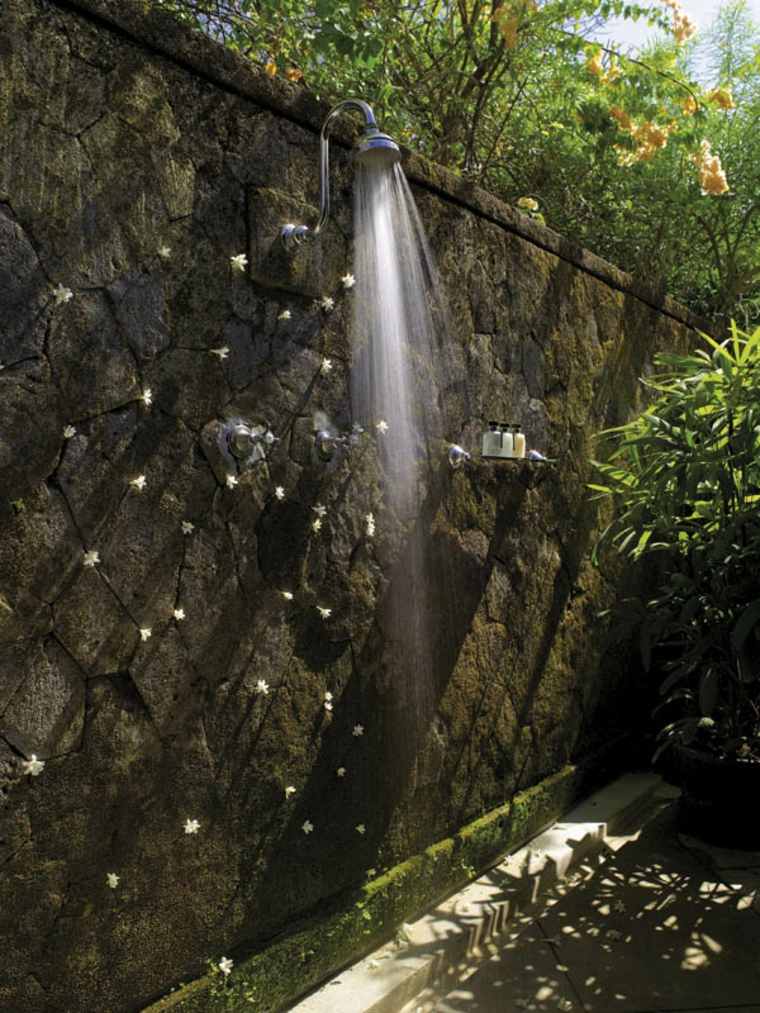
[352, 162, 448, 743]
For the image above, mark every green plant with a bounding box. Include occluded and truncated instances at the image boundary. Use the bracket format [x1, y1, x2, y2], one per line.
[591, 323, 760, 763]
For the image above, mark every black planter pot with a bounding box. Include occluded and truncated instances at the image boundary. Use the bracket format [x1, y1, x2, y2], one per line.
[673, 743, 760, 848]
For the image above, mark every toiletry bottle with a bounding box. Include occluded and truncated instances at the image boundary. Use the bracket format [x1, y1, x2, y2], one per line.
[513, 424, 526, 459]
[482, 421, 501, 458]
[499, 423, 514, 459]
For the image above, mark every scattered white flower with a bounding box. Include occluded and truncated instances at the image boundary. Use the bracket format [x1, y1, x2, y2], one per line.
[63, 424, 76, 439]
[317, 606, 332, 620]
[22, 754, 45, 777]
[356, 823, 366, 835]
[336, 766, 347, 777]
[312, 518, 322, 533]
[366, 512, 376, 537]
[158, 245, 172, 260]
[320, 295, 335, 312]
[226, 474, 239, 489]
[353, 724, 364, 737]
[181, 520, 195, 535]
[325, 691, 333, 702]
[277, 309, 292, 321]
[281, 591, 294, 601]
[320, 357, 333, 374]
[698, 716, 716, 729]
[612, 900, 626, 914]
[285, 785, 297, 799]
[230, 253, 248, 273]
[218, 956, 233, 976]
[210, 346, 229, 360]
[52, 283, 73, 305]
[341, 273, 356, 289]
[130, 474, 147, 491]
[106, 873, 120, 889]
[324, 701, 333, 712]
[313, 504, 327, 518]
[367, 867, 377, 877]
[83, 549, 100, 567]
[375, 419, 389, 434]
[173, 608, 186, 621]
[256, 679, 270, 696]
[302, 819, 314, 834]
[184, 818, 200, 835]
[141, 388, 153, 407]
[558, 1001, 574, 1012]
[274, 486, 285, 500]
[139, 627, 152, 642]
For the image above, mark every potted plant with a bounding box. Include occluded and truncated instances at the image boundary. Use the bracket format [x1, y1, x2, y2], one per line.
[591, 323, 760, 846]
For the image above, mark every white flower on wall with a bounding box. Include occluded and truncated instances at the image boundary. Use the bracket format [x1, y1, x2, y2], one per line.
[173, 608, 186, 621]
[274, 486, 285, 500]
[320, 357, 333, 374]
[285, 785, 296, 799]
[141, 388, 153, 407]
[226, 474, 239, 489]
[83, 549, 100, 568]
[255, 679, 270, 696]
[22, 755, 45, 776]
[336, 767, 346, 777]
[158, 245, 172, 260]
[320, 295, 334, 312]
[277, 309, 291, 321]
[230, 253, 248, 273]
[181, 520, 195, 535]
[210, 346, 229, 360]
[52, 283, 73, 305]
[312, 504, 327, 518]
[130, 475, 147, 491]
[356, 824, 366, 835]
[375, 420, 389, 434]
[106, 873, 120, 889]
[139, 627, 152, 642]
[218, 957, 234, 976]
[281, 591, 294, 601]
[353, 724, 364, 737]
[312, 518, 322, 533]
[366, 512, 376, 537]
[302, 820, 314, 834]
[341, 273, 356, 289]
[63, 425, 76, 439]
[184, 818, 200, 835]
[317, 606, 331, 620]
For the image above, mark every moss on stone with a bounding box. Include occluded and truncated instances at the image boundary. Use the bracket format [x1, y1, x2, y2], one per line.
[145, 739, 626, 1013]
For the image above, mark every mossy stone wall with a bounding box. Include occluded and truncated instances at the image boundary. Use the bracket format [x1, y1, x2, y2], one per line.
[0, 1, 698, 1010]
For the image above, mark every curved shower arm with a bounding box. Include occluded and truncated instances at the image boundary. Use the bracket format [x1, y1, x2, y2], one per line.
[282, 99, 378, 248]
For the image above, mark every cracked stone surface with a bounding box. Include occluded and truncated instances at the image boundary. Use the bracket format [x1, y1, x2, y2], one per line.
[0, 1, 697, 1010]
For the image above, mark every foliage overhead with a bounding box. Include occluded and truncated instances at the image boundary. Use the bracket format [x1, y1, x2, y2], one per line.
[154, 0, 760, 326]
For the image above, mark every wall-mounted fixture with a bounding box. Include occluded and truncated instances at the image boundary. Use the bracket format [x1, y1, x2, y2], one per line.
[314, 423, 366, 462]
[481, 422, 526, 460]
[447, 444, 471, 470]
[220, 419, 277, 470]
[282, 99, 402, 249]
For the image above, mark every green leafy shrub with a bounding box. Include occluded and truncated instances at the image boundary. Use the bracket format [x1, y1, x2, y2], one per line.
[591, 323, 760, 762]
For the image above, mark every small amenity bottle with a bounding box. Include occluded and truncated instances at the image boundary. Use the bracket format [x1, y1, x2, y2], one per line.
[481, 421, 502, 459]
[499, 423, 514, 458]
[512, 424, 526, 459]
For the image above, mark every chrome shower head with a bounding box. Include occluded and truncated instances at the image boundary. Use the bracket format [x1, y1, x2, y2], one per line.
[281, 99, 403, 247]
[354, 127, 402, 168]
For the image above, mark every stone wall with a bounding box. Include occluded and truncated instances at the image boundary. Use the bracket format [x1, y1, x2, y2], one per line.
[0, 2, 699, 1010]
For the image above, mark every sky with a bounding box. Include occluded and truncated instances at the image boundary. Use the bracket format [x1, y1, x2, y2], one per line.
[593, 0, 759, 54]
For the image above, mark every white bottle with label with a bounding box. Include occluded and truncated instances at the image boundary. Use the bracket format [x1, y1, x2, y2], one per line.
[512, 424, 526, 459]
[481, 421, 502, 458]
[499, 424, 514, 458]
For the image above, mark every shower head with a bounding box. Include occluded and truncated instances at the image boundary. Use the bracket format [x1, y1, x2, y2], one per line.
[354, 127, 402, 168]
[281, 99, 403, 248]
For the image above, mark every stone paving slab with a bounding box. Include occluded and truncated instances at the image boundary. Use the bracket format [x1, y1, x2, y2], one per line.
[423, 802, 760, 1013]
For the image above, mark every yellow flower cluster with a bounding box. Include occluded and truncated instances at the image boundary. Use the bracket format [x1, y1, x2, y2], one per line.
[692, 140, 730, 195]
[610, 108, 672, 164]
[516, 196, 539, 211]
[586, 52, 622, 85]
[707, 87, 735, 110]
[661, 0, 697, 44]
[682, 95, 698, 116]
